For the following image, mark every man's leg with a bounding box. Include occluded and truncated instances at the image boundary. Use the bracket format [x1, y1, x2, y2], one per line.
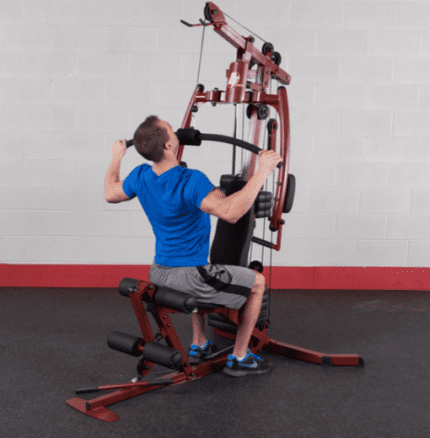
[232, 272, 265, 358]
[191, 311, 207, 347]
[191, 271, 265, 354]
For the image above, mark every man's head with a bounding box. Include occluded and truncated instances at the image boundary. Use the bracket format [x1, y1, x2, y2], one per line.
[133, 115, 179, 163]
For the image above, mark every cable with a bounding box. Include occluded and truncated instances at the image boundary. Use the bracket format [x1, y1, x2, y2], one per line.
[223, 11, 267, 44]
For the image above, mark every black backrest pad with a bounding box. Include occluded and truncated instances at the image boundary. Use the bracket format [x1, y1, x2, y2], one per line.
[210, 179, 255, 267]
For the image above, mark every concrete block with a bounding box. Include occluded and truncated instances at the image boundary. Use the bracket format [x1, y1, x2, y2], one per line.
[0, 183, 104, 212]
[0, 26, 22, 51]
[77, 53, 130, 79]
[0, 212, 28, 236]
[127, 0, 183, 27]
[292, 109, 340, 136]
[315, 83, 367, 110]
[22, 25, 75, 52]
[157, 80, 197, 108]
[309, 188, 359, 213]
[0, 106, 23, 132]
[291, 162, 337, 188]
[0, 52, 22, 78]
[313, 136, 365, 163]
[365, 137, 430, 163]
[23, 52, 75, 78]
[409, 241, 430, 267]
[288, 137, 313, 163]
[423, 31, 430, 55]
[0, 79, 51, 104]
[0, 0, 23, 23]
[394, 57, 430, 84]
[22, 158, 76, 185]
[18, 132, 101, 160]
[336, 214, 387, 239]
[158, 26, 205, 54]
[291, 1, 343, 29]
[48, 236, 109, 263]
[0, 132, 26, 157]
[131, 53, 183, 81]
[105, 80, 154, 106]
[280, 213, 336, 239]
[23, 0, 75, 25]
[130, 212, 154, 237]
[105, 27, 158, 53]
[0, 158, 26, 184]
[342, 57, 393, 83]
[341, 110, 391, 136]
[237, 0, 291, 29]
[288, 82, 314, 109]
[290, 56, 340, 83]
[360, 188, 411, 214]
[50, 106, 77, 132]
[78, 158, 113, 186]
[369, 30, 421, 56]
[337, 163, 389, 188]
[26, 211, 80, 236]
[23, 105, 51, 132]
[2, 236, 49, 262]
[77, 0, 133, 26]
[307, 239, 408, 267]
[78, 211, 131, 237]
[399, 2, 430, 29]
[77, 106, 129, 133]
[76, 27, 104, 52]
[345, 1, 398, 29]
[418, 85, 430, 109]
[388, 163, 430, 189]
[264, 28, 316, 57]
[103, 237, 155, 264]
[53, 79, 104, 105]
[368, 84, 418, 110]
[412, 190, 430, 214]
[393, 111, 430, 136]
[388, 215, 430, 240]
[317, 30, 368, 56]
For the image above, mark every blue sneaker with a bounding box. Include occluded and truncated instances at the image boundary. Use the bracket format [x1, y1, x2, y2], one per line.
[223, 349, 273, 377]
[188, 340, 218, 364]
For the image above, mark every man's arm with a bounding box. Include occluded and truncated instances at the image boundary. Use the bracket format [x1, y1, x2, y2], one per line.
[200, 150, 282, 223]
[104, 141, 132, 203]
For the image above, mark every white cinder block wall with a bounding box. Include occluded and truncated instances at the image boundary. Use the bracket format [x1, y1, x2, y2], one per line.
[1, 0, 429, 268]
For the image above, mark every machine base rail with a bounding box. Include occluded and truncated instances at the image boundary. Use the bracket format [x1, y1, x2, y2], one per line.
[66, 325, 364, 423]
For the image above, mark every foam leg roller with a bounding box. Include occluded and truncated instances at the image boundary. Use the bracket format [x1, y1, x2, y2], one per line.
[107, 331, 143, 357]
[141, 342, 183, 370]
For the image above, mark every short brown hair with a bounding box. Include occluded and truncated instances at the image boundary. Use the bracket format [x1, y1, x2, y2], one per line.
[133, 115, 169, 163]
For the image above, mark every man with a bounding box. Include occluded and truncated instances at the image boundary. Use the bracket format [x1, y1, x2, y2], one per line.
[105, 115, 282, 377]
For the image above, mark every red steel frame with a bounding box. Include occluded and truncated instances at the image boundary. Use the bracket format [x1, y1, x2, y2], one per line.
[176, 2, 291, 251]
[66, 280, 364, 422]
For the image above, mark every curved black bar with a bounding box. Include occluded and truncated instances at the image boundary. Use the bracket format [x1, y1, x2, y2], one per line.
[125, 131, 282, 168]
[200, 133, 283, 169]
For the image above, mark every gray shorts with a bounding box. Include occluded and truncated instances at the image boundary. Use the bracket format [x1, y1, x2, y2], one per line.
[148, 263, 256, 311]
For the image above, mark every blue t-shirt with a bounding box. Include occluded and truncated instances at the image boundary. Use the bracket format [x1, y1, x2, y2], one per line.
[122, 164, 216, 267]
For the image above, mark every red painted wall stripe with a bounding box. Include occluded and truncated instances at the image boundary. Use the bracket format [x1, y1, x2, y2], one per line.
[1, 264, 429, 290]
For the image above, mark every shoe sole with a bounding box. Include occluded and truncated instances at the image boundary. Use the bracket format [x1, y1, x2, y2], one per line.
[223, 362, 273, 377]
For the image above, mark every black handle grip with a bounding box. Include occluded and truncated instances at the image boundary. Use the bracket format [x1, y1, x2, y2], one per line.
[126, 139, 134, 148]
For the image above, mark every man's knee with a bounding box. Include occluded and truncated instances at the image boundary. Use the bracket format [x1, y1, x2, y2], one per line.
[252, 272, 265, 294]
